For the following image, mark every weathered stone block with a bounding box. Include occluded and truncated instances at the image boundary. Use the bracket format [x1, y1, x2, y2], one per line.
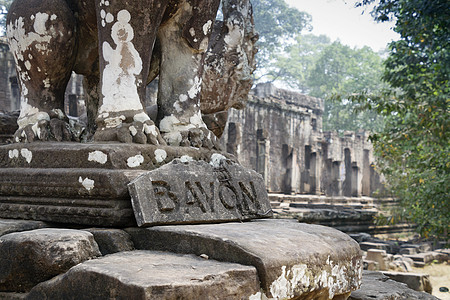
[0, 143, 232, 170]
[382, 271, 432, 293]
[0, 218, 48, 237]
[360, 242, 389, 252]
[349, 271, 439, 300]
[83, 228, 134, 255]
[0, 228, 101, 292]
[366, 249, 388, 271]
[399, 247, 418, 255]
[27, 251, 260, 300]
[125, 219, 362, 299]
[128, 158, 272, 226]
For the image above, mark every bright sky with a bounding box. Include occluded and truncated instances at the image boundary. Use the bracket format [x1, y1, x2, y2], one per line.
[284, 0, 399, 52]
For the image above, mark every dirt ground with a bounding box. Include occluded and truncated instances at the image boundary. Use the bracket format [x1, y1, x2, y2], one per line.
[412, 262, 450, 300]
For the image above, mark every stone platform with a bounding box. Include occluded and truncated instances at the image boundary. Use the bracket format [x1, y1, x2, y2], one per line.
[0, 218, 363, 299]
[0, 143, 271, 227]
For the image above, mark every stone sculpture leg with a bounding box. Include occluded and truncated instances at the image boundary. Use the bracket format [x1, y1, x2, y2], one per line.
[156, 0, 221, 149]
[6, 0, 77, 142]
[92, 0, 166, 145]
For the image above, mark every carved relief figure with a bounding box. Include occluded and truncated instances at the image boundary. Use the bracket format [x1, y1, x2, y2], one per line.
[6, 0, 257, 148]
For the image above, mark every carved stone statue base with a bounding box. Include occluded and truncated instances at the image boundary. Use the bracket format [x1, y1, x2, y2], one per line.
[0, 143, 271, 226]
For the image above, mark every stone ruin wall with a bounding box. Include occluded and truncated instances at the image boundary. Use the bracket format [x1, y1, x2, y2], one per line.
[0, 40, 384, 197]
[222, 83, 385, 197]
[0, 37, 18, 112]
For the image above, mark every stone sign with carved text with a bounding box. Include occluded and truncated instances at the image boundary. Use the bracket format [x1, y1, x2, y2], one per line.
[128, 157, 272, 226]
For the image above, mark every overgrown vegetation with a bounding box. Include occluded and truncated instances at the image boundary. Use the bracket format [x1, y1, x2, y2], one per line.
[352, 0, 449, 239]
[252, 0, 449, 240]
[252, 1, 385, 133]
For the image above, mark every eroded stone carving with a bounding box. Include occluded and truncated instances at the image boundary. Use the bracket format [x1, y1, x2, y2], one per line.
[6, 0, 257, 147]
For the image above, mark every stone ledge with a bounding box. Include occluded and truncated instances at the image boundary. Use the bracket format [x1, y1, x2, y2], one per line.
[126, 219, 363, 299]
[0, 142, 233, 170]
[27, 251, 260, 300]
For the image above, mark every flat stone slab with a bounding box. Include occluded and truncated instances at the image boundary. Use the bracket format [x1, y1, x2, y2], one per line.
[0, 142, 233, 170]
[128, 158, 272, 226]
[349, 271, 439, 300]
[0, 218, 49, 237]
[126, 219, 362, 299]
[0, 228, 101, 292]
[381, 271, 432, 293]
[27, 251, 260, 299]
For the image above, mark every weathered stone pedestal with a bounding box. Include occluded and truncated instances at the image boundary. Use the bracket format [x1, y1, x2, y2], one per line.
[0, 143, 363, 299]
[0, 218, 363, 299]
[0, 142, 271, 227]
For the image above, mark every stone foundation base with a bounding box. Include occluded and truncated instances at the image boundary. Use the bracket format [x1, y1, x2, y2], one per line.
[0, 142, 271, 226]
[0, 218, 363, 299]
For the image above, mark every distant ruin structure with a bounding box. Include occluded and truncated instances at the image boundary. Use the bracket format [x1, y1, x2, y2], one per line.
[222, 83, 385, 197]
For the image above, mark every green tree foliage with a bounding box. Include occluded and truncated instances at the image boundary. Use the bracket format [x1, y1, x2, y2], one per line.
[274, 34, 386, 133]
[308, 42, 386, 133]
[252, 0, 312, 80]
[355, 0, 450, 239]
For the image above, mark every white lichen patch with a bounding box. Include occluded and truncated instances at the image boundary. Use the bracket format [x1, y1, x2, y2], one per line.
[173, 101, 182, 113]
[127, 154, 144, 168]
[7, 12, 60, 129]
[24, 60, 31, 70]
[43, 78, 50, 88]
[187, 76, 202, 99]
[99, 9, 144, 115]
[31, 122, 41, 139]
[88, 151, 108, 164]
[133, 112, 150, 123]
[154, 149, 167, 163]
[104, 115, 126, 128]
[78, 176, 94, 191]
[269, 256, 360, 300]
[8, 149, 19, 159]
[179, 155, 194, 163]
[210, 153, 226, 167]
[248, 292, 269, 300]
[203, 20, 212, 35]
[129, 125, 138, 136]
[159, 111, 208, 146]
[20, 148, 33, 163]
[143, 123, 158, 137]
[179, 94, 188, 102]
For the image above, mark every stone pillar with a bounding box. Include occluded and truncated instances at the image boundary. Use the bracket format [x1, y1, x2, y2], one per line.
[343, 148, 352, 197]
[226, 122, 241, 157]
[351, 164, 360, 197]
[281, 144, 293, 194]
[256, 129, 270, 189]
[362, 149, 371, 196]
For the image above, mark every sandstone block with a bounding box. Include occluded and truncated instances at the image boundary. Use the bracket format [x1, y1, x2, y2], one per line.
[126, 219, 362, 299]
[399, 247, 418, 255]
[382, 271, 432, 293]
[27, 251, 260, 300]
[0, 218, 48, 237]
[0, 228, 101, 292]
[366, 249, 388, 271]
[83, 228, 134, 255]
[359, 242, 389, 252]
[128, 159, 272, 226]
[349, 271, 438, 300]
